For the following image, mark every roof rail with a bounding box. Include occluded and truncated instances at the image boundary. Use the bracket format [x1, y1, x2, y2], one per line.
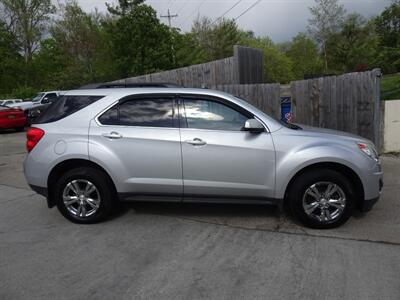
[78, 82, 181, 89]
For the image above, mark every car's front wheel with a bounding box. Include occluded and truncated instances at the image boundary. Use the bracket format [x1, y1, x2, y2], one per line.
[54, 167, 116, 224]
[287, 169, 355, 229]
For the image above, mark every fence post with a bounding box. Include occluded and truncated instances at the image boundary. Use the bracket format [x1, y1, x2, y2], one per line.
[372, 68, 382, 151]
[233, 45, 264, 84]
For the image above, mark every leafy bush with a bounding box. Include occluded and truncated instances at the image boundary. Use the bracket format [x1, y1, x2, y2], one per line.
[381, 73, 400, 100]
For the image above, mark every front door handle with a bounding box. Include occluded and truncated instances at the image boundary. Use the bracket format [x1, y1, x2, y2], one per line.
[185, 138, 206, 146]
[102, 131, 123, 139]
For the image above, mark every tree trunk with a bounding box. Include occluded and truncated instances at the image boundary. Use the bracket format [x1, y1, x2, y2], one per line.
[323, 43, 328, 72]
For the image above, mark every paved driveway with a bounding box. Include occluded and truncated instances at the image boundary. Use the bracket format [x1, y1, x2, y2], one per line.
[1, 131, 399, 299]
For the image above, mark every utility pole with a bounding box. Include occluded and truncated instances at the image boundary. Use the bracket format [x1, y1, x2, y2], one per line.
[161, 9, 178, 28]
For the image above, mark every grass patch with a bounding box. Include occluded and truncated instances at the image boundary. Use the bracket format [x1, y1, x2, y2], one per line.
[381, 73, 400, 100]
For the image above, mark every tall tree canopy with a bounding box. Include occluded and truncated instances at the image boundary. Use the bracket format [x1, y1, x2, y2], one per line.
[0, 0, 398, 98]
[0, 20, 24, 95]
[308, 0, 346, 71]
[191, 17, 241, 61]
[105, 1, 174, 77]
[49, 0, 109, 88]
[375, 0, 400, 73]
[0, 0, 55, 63]
[285, 33, 323, 78]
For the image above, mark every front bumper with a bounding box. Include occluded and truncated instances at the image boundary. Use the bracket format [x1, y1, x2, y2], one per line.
[360, 177, 383, 212]
[361, 197, 379, 212]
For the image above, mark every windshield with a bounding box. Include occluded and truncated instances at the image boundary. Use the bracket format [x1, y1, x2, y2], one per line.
[32, 93, 45, 102]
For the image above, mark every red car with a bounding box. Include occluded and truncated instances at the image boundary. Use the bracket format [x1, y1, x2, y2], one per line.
[0, 105, 27, 131]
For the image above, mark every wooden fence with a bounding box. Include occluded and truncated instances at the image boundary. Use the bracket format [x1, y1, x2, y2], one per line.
[110, 46, 263, 88]
[291, 69, 382, 148]
[107, 44, 382, 149]
[213, 84, 281, 120]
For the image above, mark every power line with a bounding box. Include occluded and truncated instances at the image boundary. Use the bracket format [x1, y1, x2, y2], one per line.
[234, 0, 262, 21]
[167, 0, 176, 10]
[176, 2, 189, 15]
[212, 0, 243, 24]
[178, 0, 207, 28]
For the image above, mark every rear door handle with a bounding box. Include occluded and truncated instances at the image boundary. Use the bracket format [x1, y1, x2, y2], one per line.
[185, 138, 206, 146]
[102, 131, 123, 139]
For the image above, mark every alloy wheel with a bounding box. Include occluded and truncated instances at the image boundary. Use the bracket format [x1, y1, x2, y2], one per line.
[62, 179, 101, 218]
[302, 181, 346, 222]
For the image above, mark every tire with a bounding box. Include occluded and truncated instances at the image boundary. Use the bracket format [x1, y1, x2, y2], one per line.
[54, 167, 117, 224]
[15, 127, 25, 132]
[287, 169, 355, 229]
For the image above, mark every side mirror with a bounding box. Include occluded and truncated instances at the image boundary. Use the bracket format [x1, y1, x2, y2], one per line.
[243, 118, 265, 133]
[42, 97, 50, 104]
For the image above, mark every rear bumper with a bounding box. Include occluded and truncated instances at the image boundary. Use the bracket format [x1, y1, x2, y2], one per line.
[29, 184, 48, 197]
[29, 184, 55, 208]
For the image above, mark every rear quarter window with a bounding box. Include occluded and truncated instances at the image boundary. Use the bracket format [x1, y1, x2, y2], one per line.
[34, 95, 104, 124]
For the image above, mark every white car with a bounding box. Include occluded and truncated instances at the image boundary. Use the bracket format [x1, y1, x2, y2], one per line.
[9, 91, 62, 111]
[0, 99, 23, 106]
[31, 91, 61, 106]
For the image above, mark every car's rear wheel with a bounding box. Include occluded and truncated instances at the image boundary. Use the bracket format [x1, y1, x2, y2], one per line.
[54, 167, 116, 224]
[287, 169, 355, 229]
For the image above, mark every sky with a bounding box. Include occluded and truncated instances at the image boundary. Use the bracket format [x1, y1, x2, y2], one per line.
[75, 0, 393, 42]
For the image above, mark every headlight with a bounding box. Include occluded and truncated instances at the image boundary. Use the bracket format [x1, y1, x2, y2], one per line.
[357, 142, 378, 161]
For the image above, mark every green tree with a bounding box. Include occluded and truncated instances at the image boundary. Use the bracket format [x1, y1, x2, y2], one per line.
[326, 13, 379, 72]
[308, 0, 346, 72]
[285, 33, 323, 79]
[105, 1, 174, 77]
[106, 0, 145, 16]
[172, 30, 207, 68]
[48, 0, 111, 88]
[31, 38, 66, 89]
[0, 0, 55, 63]
[240, 35, 294, 83]
[375, 0, 400, 73]
[0, 20, 24, 96]
[191, 17, 241, 61]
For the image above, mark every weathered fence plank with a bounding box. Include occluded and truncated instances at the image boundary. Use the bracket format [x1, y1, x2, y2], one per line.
[111, 46, 263, 88]
[213, 83, 281, 120]
[290, 69, 382, 148]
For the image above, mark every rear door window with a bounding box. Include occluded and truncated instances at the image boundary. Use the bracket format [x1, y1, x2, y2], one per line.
[98, 104, 118, 125]
[98, 97, 176, 128]
[35, 95, 104, 124]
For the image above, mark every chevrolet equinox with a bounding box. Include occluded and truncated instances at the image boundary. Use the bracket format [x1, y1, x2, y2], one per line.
[23, 88, 383, 228]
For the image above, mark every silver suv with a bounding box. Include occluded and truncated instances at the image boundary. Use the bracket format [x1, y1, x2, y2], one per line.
[23, 88, 383, 228]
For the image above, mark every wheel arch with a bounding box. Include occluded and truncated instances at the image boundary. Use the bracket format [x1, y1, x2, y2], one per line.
[283, 162, 365, 210]
[47, 159, 117, 208]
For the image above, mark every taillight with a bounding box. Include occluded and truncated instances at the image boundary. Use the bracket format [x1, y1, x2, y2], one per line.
[26, 128, 45, 152]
